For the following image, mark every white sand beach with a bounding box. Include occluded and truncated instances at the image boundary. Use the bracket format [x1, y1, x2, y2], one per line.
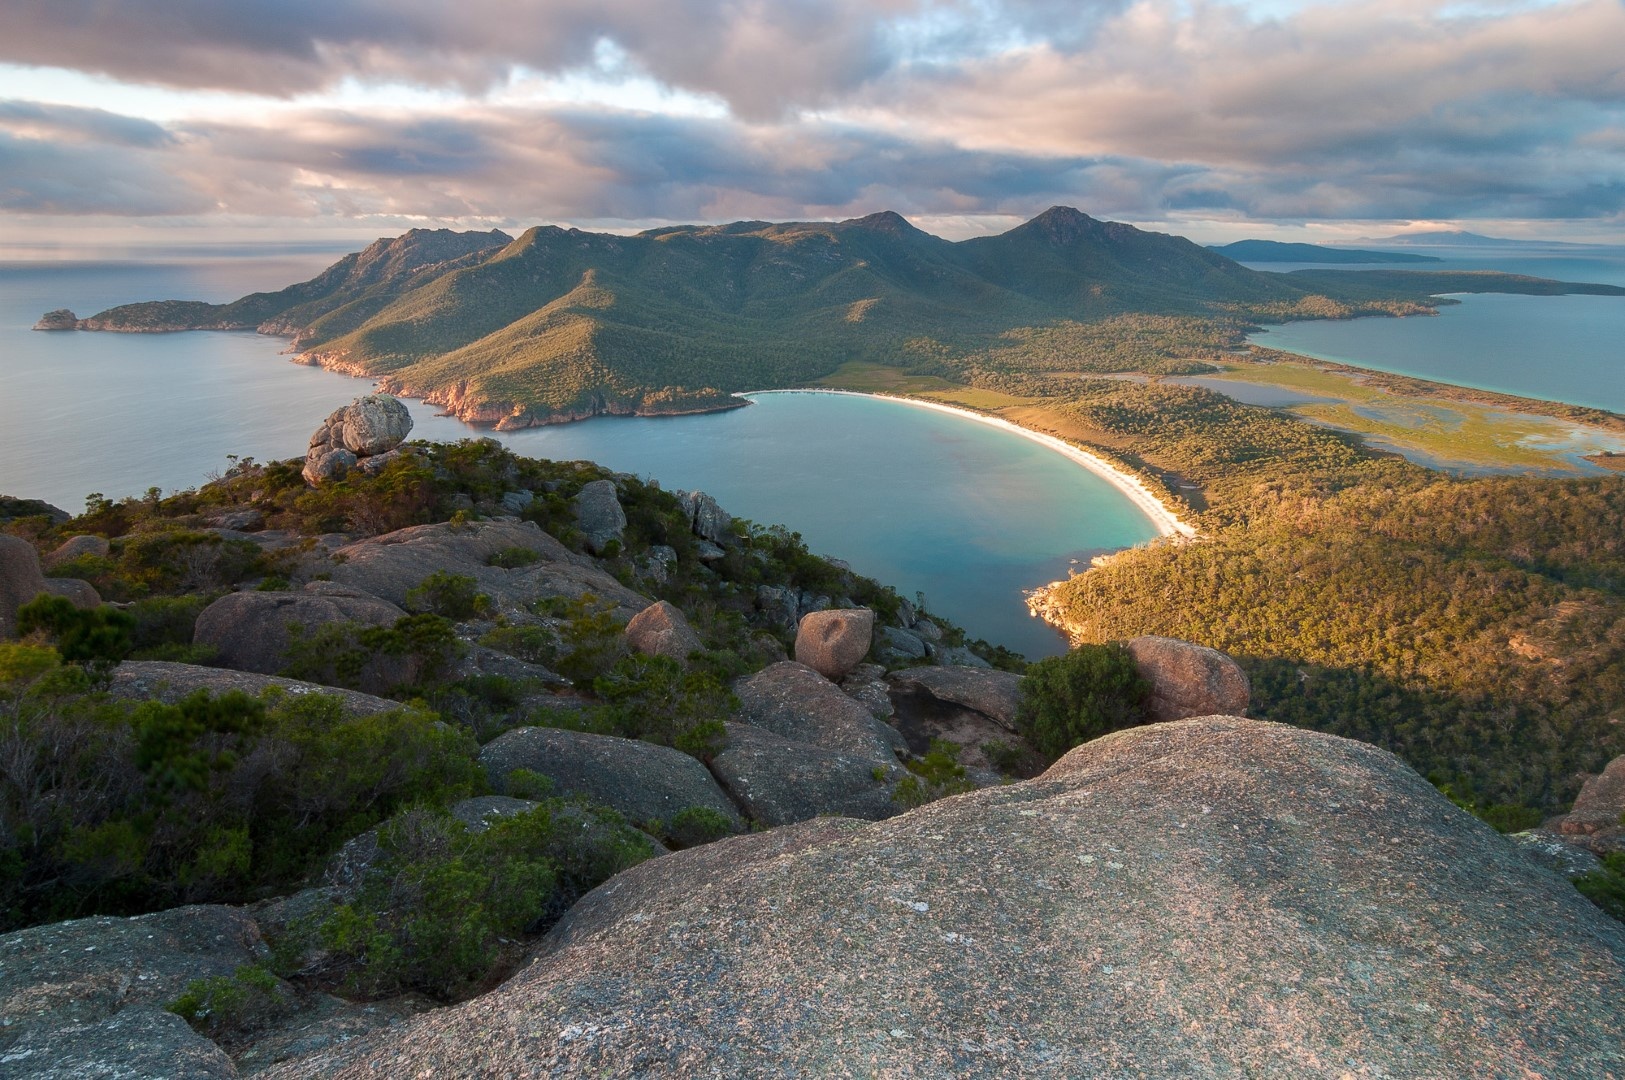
[741, 389, 1196, 539]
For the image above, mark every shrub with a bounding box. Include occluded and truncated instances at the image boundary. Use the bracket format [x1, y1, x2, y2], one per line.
[894, 739, 977, 810]
[15, 596, 133, 677]
[302, 801, 653, 999]
[167, 964, 293, 1040]
[486, 546, 541, 569]
[405, 571, 491, 620]
[1014, 643, 1150, 760]
[281, 614, 463, 693]
[663, 806, 736, 848]
[1574, 852, 1625, 923]
[590, 654, 735, 757]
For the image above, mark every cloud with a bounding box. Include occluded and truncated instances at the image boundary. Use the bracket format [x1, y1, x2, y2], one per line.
[1, 0, 1621, 229]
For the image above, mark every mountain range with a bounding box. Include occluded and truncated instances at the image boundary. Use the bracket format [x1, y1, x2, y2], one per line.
[1207, 239, 1439, 264]
[56, 208, 1625, 427]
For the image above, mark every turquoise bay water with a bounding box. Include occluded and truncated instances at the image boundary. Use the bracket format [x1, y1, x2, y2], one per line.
[1242, 248, 1625, 413]
[0, 257, 1158, 657]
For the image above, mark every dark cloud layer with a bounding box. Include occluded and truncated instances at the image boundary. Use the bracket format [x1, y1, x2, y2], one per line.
[1, 0, 1622, 231]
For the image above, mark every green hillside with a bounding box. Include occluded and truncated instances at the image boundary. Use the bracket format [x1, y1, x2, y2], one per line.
[73, 209, 1620, 427]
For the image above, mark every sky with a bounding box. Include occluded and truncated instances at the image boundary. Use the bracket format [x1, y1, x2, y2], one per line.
[2, 0, 1624, 252]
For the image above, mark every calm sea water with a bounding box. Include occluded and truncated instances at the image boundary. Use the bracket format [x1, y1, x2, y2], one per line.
[1243, 247, 1625, 412]
[0, 256, 1159, 657]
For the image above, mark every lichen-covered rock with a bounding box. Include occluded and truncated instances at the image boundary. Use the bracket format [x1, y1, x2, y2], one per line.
[0, 904, 263, 1079]
[339, 393, 413, 455]
[301, 446, 357, 486]
[41, 533, 110, 570]
[302, 395, 412, 486]
[108, 660, 403, 717]
[0, 532, 47, 638]
[192, 589, 416, 693]
[735, 661, 904, 763]
[793, 608, 874, 681]
[875, 624, 927, 662]
[1126, 634, 1250, 721]
[885, 664, 1022, 731]
[624, 601, 703, 664]
[481, 727, 741, 830]
[675, 490, 732, 544]
[324, 518, 649, 622]
[707, 722, 904, 827]
[260, 718, 1625, 1079]
[573, 479, 627, 554]
[1, 1003, 238, 1080]
[839, 663, 894, 721]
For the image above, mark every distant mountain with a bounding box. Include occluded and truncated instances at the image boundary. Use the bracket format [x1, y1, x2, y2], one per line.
[1358, 230, 1601, 250]
[55, 209, 1619, 428]
[1209, 240, 1439, 264]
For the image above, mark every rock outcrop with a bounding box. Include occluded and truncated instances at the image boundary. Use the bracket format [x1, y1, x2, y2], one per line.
[1546, 754, 1625, 854]
[793, 607, 874, 681]
[108, 660, 404, 717]
[0, 533, 48, 638]
[1126, 634, 1250, 721]
[0, 905, 266, 1079]
[323, 518, 649, 621]
[707, 722, 904, 827]
[192, 588, 416, 693]
[41, 533, 110, 570]
[573, 479, 627, 555]
[303, 394, 413, 485]
[261, 718, 1625, 1079]
[32, 308, 79, 331]
[39, 576, 101, 609]
[735, 661, 905, 763]
[481, 727, 741, 831]
[885, 665, 1022, 732]
[675, 490, 732, 545]
[624, 600, 703, 664]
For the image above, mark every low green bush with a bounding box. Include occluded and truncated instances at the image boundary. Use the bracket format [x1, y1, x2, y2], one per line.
[1014, 644, 1150, 760]
[15, 596, 133, 677]
[405, 571, 491, 620]
[894, 739, 976, 810]
[167, 963, 293, 1040]
[1574, 852, 1625, 923]
[662, 806, 736, 848]
[298, 801, 654, 999]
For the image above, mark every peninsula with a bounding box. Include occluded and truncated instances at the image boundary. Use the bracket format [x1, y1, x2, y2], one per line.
[40, 209, 1625, 430]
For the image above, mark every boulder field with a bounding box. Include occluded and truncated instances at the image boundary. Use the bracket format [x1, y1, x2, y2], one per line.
[262, 717, 1625, 1079]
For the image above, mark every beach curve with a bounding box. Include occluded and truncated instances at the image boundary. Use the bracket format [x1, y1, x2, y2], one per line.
[739, 389, 1196, 540]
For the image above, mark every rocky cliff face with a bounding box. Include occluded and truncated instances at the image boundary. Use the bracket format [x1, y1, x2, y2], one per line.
[262, 716, 1625, 1079]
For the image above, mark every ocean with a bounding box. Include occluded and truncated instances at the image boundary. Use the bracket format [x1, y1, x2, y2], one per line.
[1242, 245, 1625, 412]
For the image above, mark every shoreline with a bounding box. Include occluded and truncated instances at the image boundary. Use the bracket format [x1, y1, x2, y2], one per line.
[740, 389, 1196, 540]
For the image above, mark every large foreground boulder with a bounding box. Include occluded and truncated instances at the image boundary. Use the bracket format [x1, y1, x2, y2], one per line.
[481, 727, 741, 831]
[1126, 635, 1250, 721]
[0, 533, 47, 638]
[263, 717, 1625, 1079]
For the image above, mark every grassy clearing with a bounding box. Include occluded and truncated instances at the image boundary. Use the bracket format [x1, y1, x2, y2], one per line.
[1199, 360, 1625, 473]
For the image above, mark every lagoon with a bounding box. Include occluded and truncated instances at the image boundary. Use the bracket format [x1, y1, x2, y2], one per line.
[1242, 246, 1625, 413]
[0, 256, 1160, 657]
